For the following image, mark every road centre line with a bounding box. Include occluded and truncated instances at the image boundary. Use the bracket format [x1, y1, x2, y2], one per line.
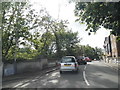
[84, 66, 86, 70]
[83, 71, 90, 86]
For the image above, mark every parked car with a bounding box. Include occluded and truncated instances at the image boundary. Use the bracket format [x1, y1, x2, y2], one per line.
[59, 56, 79, 74]
[77, 56, 87, 65]
[85, 57, 92, 62]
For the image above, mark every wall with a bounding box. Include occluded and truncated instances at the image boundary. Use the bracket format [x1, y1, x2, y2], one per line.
[3, 59, 48, 76]
[3, 64, 14, 76]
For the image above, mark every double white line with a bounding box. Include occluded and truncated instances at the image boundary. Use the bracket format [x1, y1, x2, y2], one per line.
[83, 66, 90, 86]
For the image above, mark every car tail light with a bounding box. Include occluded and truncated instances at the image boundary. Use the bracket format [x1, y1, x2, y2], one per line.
[71, 64, 75, 67]
[71, 64, 77, 67]
[75, 63, 78, 67]
[58, 63, 61, 67]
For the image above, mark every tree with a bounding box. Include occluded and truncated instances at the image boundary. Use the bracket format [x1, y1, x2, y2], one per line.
[75, 44, 103, 60]
[74, 2, 120, 38]
[61, 30, 80, 56]
[40, 31, 55, 58]
[50, 21, 81, 59]
[39, 15, 81, 59]
[1, 2, 48, 62]
[2, 2, 82, 62]
[2, 2, 29, 61]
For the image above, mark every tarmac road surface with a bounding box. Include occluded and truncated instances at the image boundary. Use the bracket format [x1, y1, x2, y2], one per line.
[2, 61, 119, 88]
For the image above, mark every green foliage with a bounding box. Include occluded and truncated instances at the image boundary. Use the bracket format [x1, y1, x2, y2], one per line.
[3, 2, 104, 62]
[2, 2, 104, 63]
[51, 21, 80, 59]
[60, 31, 80, 56]
[76, 45, 103, 60]
[2, 2, 82, 62]
[2, 2, 48, 62]
[40, 31, 55, 57]
[74, 2, 120, 37]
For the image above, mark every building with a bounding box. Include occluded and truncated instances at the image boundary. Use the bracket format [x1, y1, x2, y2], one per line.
[103, 34, 120, 63]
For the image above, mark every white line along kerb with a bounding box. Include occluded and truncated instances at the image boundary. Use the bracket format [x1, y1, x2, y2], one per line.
[83, 71, 90, 86]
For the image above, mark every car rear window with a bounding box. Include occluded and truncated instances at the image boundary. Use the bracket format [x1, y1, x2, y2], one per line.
[61, 57, 75, 63]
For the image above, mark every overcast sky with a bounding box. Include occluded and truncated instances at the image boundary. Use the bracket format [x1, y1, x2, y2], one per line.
[30, 0, 110, 49]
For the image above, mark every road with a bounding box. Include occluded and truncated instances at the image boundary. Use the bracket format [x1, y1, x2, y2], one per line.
[2, 61, 119, 88]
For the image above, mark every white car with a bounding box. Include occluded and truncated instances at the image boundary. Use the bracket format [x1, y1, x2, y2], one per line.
[59, 56, 79, 74]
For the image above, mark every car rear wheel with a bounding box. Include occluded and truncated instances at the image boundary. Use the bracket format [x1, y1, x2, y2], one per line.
[60, 71, 63, 74]
[84, 62, 87, 65]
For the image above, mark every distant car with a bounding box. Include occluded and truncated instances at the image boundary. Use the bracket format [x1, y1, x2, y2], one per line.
[85, 57, 92, 62]
[59, 56, 79, 73]
[77, 59, 87, 65]
[77, 56, 87, 65]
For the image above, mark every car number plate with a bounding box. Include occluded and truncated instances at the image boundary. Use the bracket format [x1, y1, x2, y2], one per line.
[64, 65, 70, 66]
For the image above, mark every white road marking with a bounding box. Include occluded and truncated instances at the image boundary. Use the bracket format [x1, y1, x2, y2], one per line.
[24, 80, 29, 82]
[84, 66, 86, 70]
[13, 83, 23, 88]
[51, 72, 59, 77]
[32, 79, 37, 82]
[83, 71, 90, 86]
[48, 79, 58, 84]
[20, 83, 30, 87]
[46, 74, 49, 76]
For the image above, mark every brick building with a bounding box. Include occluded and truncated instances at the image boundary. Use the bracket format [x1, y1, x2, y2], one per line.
[103, 34, 120, 63]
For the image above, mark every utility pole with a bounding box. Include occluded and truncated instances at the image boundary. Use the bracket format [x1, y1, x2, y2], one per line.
[58, 0, 61, 19]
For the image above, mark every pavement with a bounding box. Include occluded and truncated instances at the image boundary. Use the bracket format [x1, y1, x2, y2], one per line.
[2, 65, 59, 82]
[101, 60, 119, 71]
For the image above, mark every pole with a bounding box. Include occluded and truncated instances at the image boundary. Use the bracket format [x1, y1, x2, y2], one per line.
[57, 0, 61, 20]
